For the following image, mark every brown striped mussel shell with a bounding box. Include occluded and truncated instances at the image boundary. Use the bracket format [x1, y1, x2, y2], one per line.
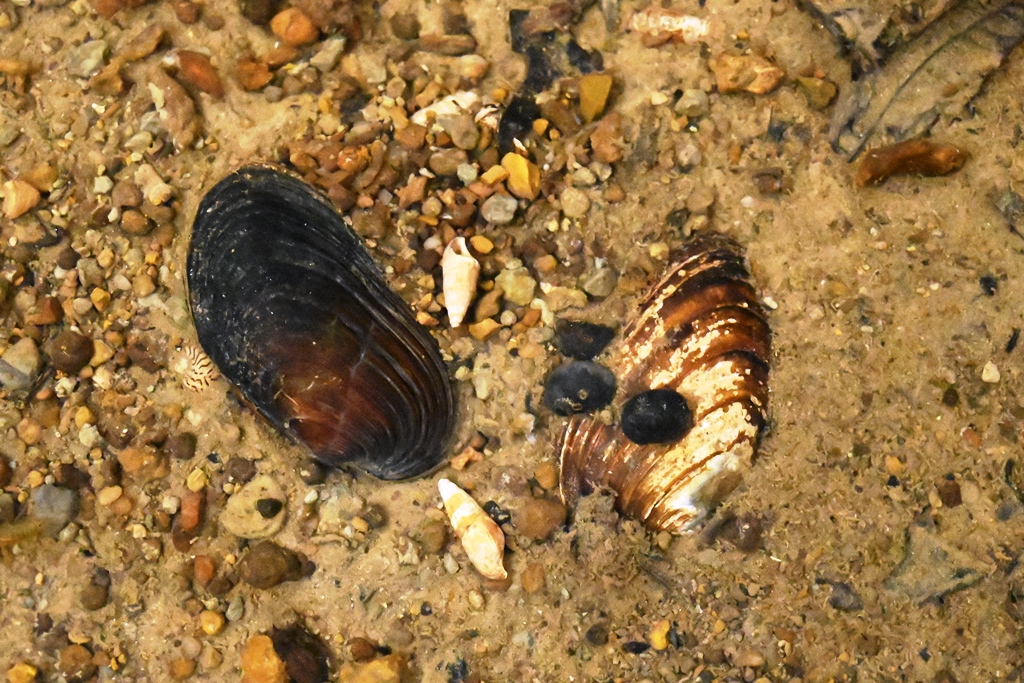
[557, 233, 771, 532]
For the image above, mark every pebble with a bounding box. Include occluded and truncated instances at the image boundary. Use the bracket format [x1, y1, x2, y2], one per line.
[270, 7, 319, 46]
[480, 193, 518, 224]
[495, 267, 536, 306]
[543, 361, 616, 415]
[173, 50, 224, 98]
[178, 490, 205, 533]
[560, 187, 591, 218]
[428, 148, 468, 176]
[515, 498, 566, 540]
[796, 76, 837, 110]
[675, 142, 702, 171]
[97, 486, 123, 506]
[2, 178, 41, 219]
[225, 456, 257, 482]
[825, 581, 863, 611]
[621, 389, 693, 444]
[199, 610, 225, 635]
[46, 330, 94, 374]
[440, 114, 480, 150]
[6, 663, 37, 683]
[711, 54, 784, 94]
[520, 562, 546, 594]
[67, 40, 107, 79]
[579, 73, 613, 122]
[338, 654, 406, 683]
[501, 153, 540, 200]
[554, 320, 615, 360]
[347, 637, 378, 662]
[270, 624, 332, 683]
[982, 361, 1000, 383]
[468, 318, 502, 341]
[414, 517, 448, 554]
[649, 620, 671, 650]
[309, 38, 347, 72]
[220, 475, 287, 539]
[675, 88, 710, 118]
[533, 461, 559, 490]
[0, 337, 41, 393]
[135, 164, 175, 205]
[58, 644, 96, 681]
[238, 541, 307, 589]
[240, 635, 287, 683]
[79, 582, 109, 611]
[30, 485, 79, 535]
[145, 66, 198, 149]
[734, 649, 765, 668]
[169, 657, 197, 680]
[582, 267, 618, 298]
[585, 624, 609, 646]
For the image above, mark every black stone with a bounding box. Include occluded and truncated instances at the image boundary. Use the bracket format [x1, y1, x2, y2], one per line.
[270, 624, 332, 683]
[621, 389, 693, 445]
[554, 320, 615, 360]
[498, 95, 541, 155]
[622, 641, 651, 654]
[585, 624, 608, 646]
[256, 498, 284, 519]
[543, 361, 616, 415]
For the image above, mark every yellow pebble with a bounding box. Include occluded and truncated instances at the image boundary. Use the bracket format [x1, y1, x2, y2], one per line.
[479, 164, 510, 186]
[90, 288, 111, 312]
[468, 235, 494, 254]
[97, 486, 123, 506]
[6, 662, 38, 683]
[186, 469, 208, 492]
[649, 620, 671, 651]
[884, 455, 904, 475]
[500, 153, 540, 200]
[351, 516, 369, 533]
[27, 470, 45, 488]
[74, 406, 96, 428]
[199, 610, 225, 636]
[578, 73, 614, 123]
[533, 461, 558, 490]
[468, 318, 502, 341]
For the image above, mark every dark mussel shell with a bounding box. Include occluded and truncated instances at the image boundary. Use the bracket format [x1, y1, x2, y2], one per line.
[187, 166, 455, 480]
[557, 233, 771, 531]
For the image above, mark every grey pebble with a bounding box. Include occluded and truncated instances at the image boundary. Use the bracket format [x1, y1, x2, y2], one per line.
[440, 114, 480, 150]
[67, 40, 108, 79]
[30, 485, 80, 536]
[480, 193, 518, 225]
[582, 267, 618, 298]
[675, 88, 710, 118]
[309, 37, 347, 72]
[0, 337, 41, 394]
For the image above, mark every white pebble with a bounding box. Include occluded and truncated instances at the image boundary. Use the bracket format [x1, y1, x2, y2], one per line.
[982, 361, 1000, 383]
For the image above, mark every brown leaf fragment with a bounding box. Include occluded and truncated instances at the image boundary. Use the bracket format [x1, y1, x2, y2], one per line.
[830, 0, 1024, 157]
[856, 139, 967, 186]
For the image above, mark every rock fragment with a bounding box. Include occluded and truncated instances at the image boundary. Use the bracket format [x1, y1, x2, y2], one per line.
[2, 179, 41, 219]
[711, 54, 784, 94]
[221, 475, 288, 539]
[238, 541, 310, 589]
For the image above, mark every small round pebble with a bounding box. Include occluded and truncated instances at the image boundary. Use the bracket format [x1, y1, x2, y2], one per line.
[199, 610, 225, 635]
[621, 389, 693, 445]
[480, 193, 518, 225]
[543, 361, 616, 415]
[560, 187, 591, 218]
